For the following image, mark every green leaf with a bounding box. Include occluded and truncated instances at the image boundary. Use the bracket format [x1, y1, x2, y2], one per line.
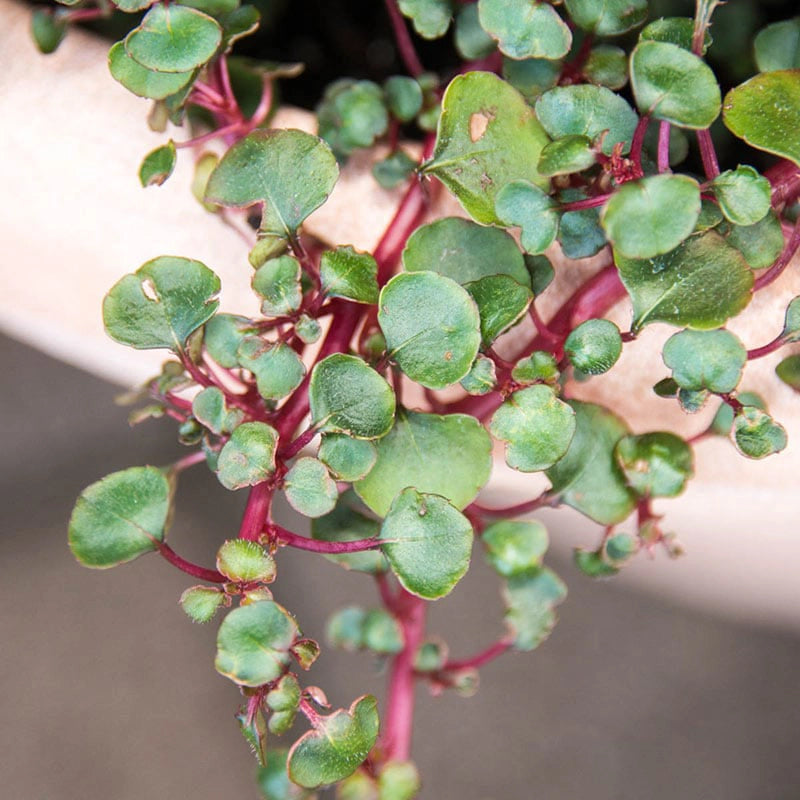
[180, 586, 226, 624]
[295, 315, 321, 345]
[755, 18, 800, 73]
[192, 386, 234, 434]
[290, 639, 319, 670]
[267, 674, 301, 713]
[602, 175, 700, 259]
[139, 141, 177, 187]
[503, 568, 567, 651]
[312, 490, 387, 573]
[288, 696, 380, 788]
[217, 539, 275, 583]
[237, 704, 269, 767]
[615, 432, 694, 497]
[320, 247, 379, 304]
[252, 256, 303, 317]
[181, 0, 239, 15]
[31, 10, 66, 54]
[380, 489, 473, 600]
[604, 532, 638, 564]
[534, 85, 638, 155]
[422, 72, 550, 224]
[354, 410, 492, 517]
[545, 401, 636, 525]
[238, 338, 306, 401]
[564, 319, 622, 375]
[220, 6, 261, 46]
[455, 3, 496, 59]
[414, 639, 448, 671]
[502, 56, 560, 103]
[483, 519, 548, 577]
[563, 0, 647, 35]
[583, 45, 628, 90]
[103, 256, 220, 351]
[283, 458, 338, 519]
[776, 354, 800, 391]
[258, 749, 316, 800]
[678, 388, 709, 414]
[733, 407, 788, 459]
[710, 391, 766, 435]
[215, 600, 299, 687]
[630, 41, 721, 128]
[109, 41, 195, 99]
[478, 0, 571, 60]
[711, 166, 771, 226]
[217, 422, 278, 490]
[640, 16, 710, 54]
[403, 216, 530, 286]
[205, 130, 339, 237]
[460, 354, 497, 395]
[309, 355, 396, 439]
[723, 70, 800, 166]
[615, 230, 753, 332]
[318, 435, 377, 482]
[574, 548, 618, 578]
[68, 466, 170, 568]
[558, 193, 606, 259]
[125, 5, 222, 73]
[783, 296, 800, 342]
[384, 76, 423, 123]
[362, 609, 404, 655]
[327, 606, 367, 651]
[317, 79, 389, 159]
[512, 351, 559, 385]
[724, 211, 785, 270]
[525, 254, 555, 295]
[494, 180, 559, 255]
[379, 272, 481, 389]
[662, 329, 746, 393]
[398, 0, 453, 39]
[379, 761, 421, 800]
[490, 385, 576, 472]
[372, 151, 417, 189]
[537, 135, 596, 177]
[465, 275, 532, 345]
[204, 313, 252, 368]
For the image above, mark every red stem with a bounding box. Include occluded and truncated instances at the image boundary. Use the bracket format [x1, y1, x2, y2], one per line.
[560, 194, 611, 212]
[766, 160, 800, 208]
[383, 0, 425, 78]
[696, 129, 720, 180]
[157, 542, 226, 583]
[468, 492, 553, 519]
[239, 482, 273, 541]
[279, 425, 319, 460]
[754, 217, 800, 291]
[273, 525, 383, 554]
[630, 116, 649, 172]
[442, 639, 512, 672]
[747, 333, 788, 360]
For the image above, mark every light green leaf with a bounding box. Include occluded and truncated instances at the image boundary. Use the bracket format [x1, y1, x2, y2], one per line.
[630, 41, 721, 128]
[783, 296, 800, 342]
[512, 351, 559, 385]
[317, 79, 389, 158]
[422, 72, 550, 224]
[495, 180, 559, 255]
[309, 355, 396, 439]
[574, 548, 618, 578]
[640, 16, 710, 54]
[205, 130, 339, 237]
[563, 0, 647, 35]
[537, 135, 596, 177]
[215, 600, 299, 687]
[478, 0, 571, 60]
[564, 319, 622, 375]
[723, 70, 800, 166]
[502, 56, 560, 103]
[380, 489, 473, 600]
[31, 10, 66, 54]
[545, 401, 636, 525]
[288, 696, 380, 788]
[711, 166, 771, 226]
[204, 313, 252, 368]
[378, 761, 421, 800]
[217, 539, 276, 583]
[327, 606, 367, 651]
[710, 391, 766, 436]
[490, 385, 576, 472]
[192, 386, 235, 434]
[355, 410, 492, 517]
[320, 247, 379, 304]
[318, 435, 377, 482]
[662, 328, 746, 393]
[725, 211, 785, 269]
[733, 407, 788, 459]
[257, 749, 316, 800]
[384, 76, 423, 123]
[252, 256, 303, 317]
[68, 466, 169, 568]
[379, 271, 480, 389]
[125, 5, 222, 73]
[362, 609, 404, 654]
[139, 141, 177, 187]
[754, 19, 800, 73]
[602, 174, 700, 259]
[583, 45, 628, 89]
[238, 338, 306, 401]
[455, 3, 496, 60]
[616, 231, 754, 331]
[615, 432, 694, 497]
[776, 354, 800, 391]
[465, 275, 532, 345]
[179, 586, 225, 623]
[108, 41, 195, 100]
[483, 519, 549, 577]
[295, 314, 321, 344]
[503, 568, 567, 651]
[398, 0, 453, 39]
[217, 422, 278, 490]
[283, 458, 338, 518]
[460, 354, 497, 395]
[103, 256, 220, 351]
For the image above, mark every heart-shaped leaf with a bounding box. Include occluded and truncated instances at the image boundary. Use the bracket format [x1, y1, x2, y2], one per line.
[283, 457, 338, 519]
[495, 180, 559, 255]
[478, 0, 572, 60]
[733, 407, 788, 459]
[217, 539, 276, 583]
[252, 256, 303, 317]
[216, 422, 278, 490]
[465, 275, 533, 345]
[238, 338, 306, 401]
[662, 329, 746, 393]
[711, 166, 771, 226]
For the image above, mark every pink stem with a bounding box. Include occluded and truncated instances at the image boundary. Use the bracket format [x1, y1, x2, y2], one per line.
[157, 542, 226, 583]
[384, 0, 425, 78]
[238, 482, 273, 541]
[630, 116, 649, 172]
[442, 639, 512, 672]
[753, 217, 800, 291]
[172, 451, 207, 473]
[273, 525, 383, 554]
[279, 425, 319, 460]
[559, 194, 611, 212]
[468, 492, 553, 519]
[657, 121, 671, 173]
[747, 334, 787, 360]
[696, 129, 720, 180]
[175, 123, 241, 150]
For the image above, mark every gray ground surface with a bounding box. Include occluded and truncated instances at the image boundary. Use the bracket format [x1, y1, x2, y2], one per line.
[2, 333, 799, 800]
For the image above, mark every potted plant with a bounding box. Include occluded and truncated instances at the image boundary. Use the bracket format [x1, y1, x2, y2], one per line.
[23, 0, 800, 796]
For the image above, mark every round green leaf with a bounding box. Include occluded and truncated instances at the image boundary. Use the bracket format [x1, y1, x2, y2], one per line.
[535, 84, 638, 155]
[103, 256, 220, 351]
[723, 70, 800, 166]
[423, 71, 550, 224]
[125, 5, 222, 73]
[309, 354, 396, 439]
[217, 539, 275, 583]
[238, 338, 306, 401]
[478, 0, 572, 60]
[640, 16, 711, 54]
[320, 247, 379, 305]
[494, 180, 559, 255]
[288, 695, 380, 788]
[537, 135, 596, 177]
[574, 548, 619, 578]
[662, 329, 746, 393]
[252, 256, 302, 317]
[490, 385, 576, 472]
[604, 532, 638, 564]
[602, 174, 701, 259]
[512, 351, 559, 385]
[327, 606, 367, 651]
[630, 41, 721, 128]
[384, 76, 423, 123]
[402, 216, 530, 287]
[283, 457, 338, 519]
[563, 0, 647, 35]
[615, 432, 694, 497]
[362, 609, 404, 655]
[558, 189, 607, 259]
[205, 129, 339, 237]
[483, 519, 549, 577]
[379, 271, 481, 389]
[139, 141, 177, 187]
[710, 391, 766, 436]
[380, 489, 473, 600]
[68, 466, 170, 568]
[192, 386, 227, 434]
[215, 600, 299, 687]
[583, 45, 628, 89]
[733, 407, 788, 459]
[267, 674, 301, 715]
[503, 568, 567, 652]
[379, 761, 421, 800]
[564, 319, 622, 375]
[776, 354, 800, 391]
[216, 422, 278, 490]
[725, 211, 785, 270]
[754, 19, 800, 73]
[295, 314, 322, 344]
[179, 586, 225, 624]
[455, 3, 496, 59]
[372, 150, 417, 189]
[203, 313, 252, 368]
[460, 354, 497, 395]
[616, 230, 754, 331]
[465, 275, 533, 345]
[108, 41, 195, 100]
[317, 79, 389, 158]
[318, 434, 377, 482]
[398, 0, 452, 38]
[258, 749, 316, 800]
[711, 166, 771, 226]
[354, 410, 492, 517]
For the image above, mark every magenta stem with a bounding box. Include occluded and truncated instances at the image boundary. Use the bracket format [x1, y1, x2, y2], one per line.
[384, 0, 425, 78]
[754, 217, 800, 291]
[469, 492, 553, 519]
[657, 121, 671, 173]
[747, 333, 787, 360]
[696, 129, 720, 180]
[630, 116, 649, 172]
[559, 194, 611, 212]
[443, 639, 512, 672]
[175, 123, 241, 150]
[157, 542, 226, 583]
[172, 451, 207, 473]
[239, 482, 273, 541]
[279, 425, 319, 460]
[273, 525, 383, 554]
